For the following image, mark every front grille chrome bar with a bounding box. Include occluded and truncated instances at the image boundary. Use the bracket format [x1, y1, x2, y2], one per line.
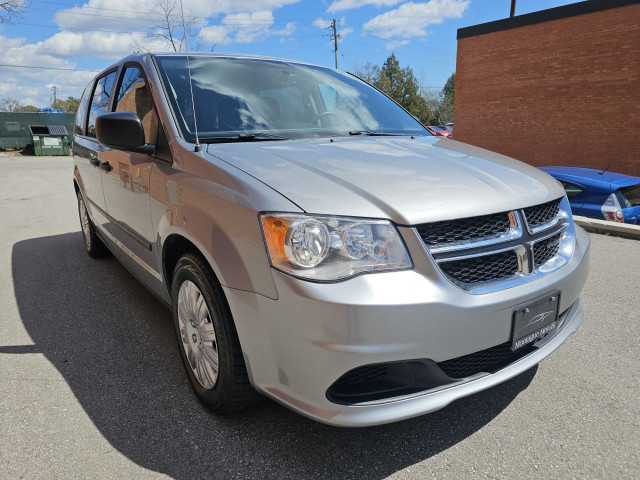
[417, 197, 575, 294]
[429, 211, 523, 254]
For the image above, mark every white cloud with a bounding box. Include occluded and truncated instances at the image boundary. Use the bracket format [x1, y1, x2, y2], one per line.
[341, 27, 354, 38]
[198, 11, 296, 46]
[312, 16, 351, 37]
[53, 0, 301, 29]
[385, 39, 409, 49]
[0, 33, 97, 106]
[0, 0, 301, 106]
[327, 0, 401, 14]
[363, 0, 469, 39]
[312, 17, 331, 29]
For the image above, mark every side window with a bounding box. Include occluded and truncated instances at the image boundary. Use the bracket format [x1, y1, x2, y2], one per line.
[87, 71, 117, 138]
[74, 82, 92, 136]
[115, 66, 158, 144]
[561, 181, 584, 199]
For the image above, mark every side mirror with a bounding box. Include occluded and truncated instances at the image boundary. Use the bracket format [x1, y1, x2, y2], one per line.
[96, 111, 155, 155]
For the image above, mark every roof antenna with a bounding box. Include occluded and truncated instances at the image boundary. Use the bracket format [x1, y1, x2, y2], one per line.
[179, 0, 201, 152]
[599, 163, 613, 175]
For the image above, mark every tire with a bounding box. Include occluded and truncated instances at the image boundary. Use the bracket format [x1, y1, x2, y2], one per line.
[171, 253, 258, 414]
[77, 192, 110, 258]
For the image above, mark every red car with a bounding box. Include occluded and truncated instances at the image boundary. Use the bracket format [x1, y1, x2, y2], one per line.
[426, 125, 452, 138]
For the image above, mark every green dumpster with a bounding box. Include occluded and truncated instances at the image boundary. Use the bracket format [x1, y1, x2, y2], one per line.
[29, 125, 70, 156]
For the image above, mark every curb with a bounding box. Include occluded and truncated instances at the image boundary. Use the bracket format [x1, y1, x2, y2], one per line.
[574, 216, 640, 240]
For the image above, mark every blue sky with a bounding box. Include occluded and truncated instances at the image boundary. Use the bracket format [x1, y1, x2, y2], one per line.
[0, 0, 579, 106]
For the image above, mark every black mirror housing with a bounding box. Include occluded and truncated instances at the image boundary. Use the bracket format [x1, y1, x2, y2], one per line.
[96, 112, 155, 154]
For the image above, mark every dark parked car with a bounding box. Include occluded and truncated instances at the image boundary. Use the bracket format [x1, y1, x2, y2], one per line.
[540, 166, 640, 224]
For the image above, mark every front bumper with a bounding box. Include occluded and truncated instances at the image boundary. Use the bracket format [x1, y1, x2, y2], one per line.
[224, 226, 590, 427]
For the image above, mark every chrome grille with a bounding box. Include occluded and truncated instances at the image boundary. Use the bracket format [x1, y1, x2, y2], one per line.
[416, 212, 510, 246]
[523, 199, 561, 230]
[419, 197, 573, 293]
[438, 250, 518, 284]
[533, 232, 563, 267]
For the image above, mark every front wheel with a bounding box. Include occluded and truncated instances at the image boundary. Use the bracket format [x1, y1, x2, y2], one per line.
[171, 253, 258, 414]
[77, 192, 109, 258]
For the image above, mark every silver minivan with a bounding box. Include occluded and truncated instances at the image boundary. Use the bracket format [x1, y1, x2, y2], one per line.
[73, 53, 589, 426]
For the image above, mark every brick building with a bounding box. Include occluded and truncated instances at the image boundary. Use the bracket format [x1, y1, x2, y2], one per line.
[453, 0, 639, 176]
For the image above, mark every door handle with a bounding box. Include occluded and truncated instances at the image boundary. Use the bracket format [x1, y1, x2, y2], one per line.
[89, 156, 100, 167]
[99, 161, 113, 172]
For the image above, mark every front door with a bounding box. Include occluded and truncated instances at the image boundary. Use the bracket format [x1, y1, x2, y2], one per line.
[75, 70, 118, 232]
[100, 64, 161, 284]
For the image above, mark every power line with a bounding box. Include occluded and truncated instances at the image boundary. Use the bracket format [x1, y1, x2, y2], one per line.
[25, 4, 299, 26]
[6, 21, 318, 41]
[0, 63, 99, 72]
[346, 39, 456, 66]
[31, 0, 317, 22]
[0, 44, 139, 56]
[399, 42, 456, 57]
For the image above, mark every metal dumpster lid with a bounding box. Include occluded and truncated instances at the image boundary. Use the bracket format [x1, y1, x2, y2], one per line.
[46, 125, 68, 135]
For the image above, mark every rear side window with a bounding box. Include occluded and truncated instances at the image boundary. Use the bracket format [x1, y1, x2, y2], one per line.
[619, 184, 640, 207]
[74, 82, 92, 136]
[560, 181, 584, 199]
[87, 71, 117, 138]
[115, 66, 158, 144]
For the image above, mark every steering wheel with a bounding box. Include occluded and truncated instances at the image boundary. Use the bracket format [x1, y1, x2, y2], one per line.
[313, 111, 343, 127]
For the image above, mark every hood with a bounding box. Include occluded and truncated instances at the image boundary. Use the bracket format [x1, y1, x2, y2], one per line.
[206, 136, 565, 225]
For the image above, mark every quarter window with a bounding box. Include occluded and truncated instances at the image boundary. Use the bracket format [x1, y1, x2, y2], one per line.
[74, 82, 92, 136]
[87, 71, 117, 138]
[115, 66, 158, 144]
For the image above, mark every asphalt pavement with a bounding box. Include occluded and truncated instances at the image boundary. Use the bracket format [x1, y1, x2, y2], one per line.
[1, 155, 638, 479]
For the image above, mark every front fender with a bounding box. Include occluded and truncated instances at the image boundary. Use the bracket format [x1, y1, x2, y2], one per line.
[156, 207, 278, 300]
[150, 156, 300, 301]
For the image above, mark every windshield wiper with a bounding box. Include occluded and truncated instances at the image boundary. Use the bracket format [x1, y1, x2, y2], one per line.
[347, 130, 414, 136]
[200, 133, 291, 143]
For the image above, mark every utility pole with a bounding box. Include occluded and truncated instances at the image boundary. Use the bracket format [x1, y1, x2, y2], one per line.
[510, 0, 517, 17]
[51, 85, 58, 107]
[329, 18, 341, 69]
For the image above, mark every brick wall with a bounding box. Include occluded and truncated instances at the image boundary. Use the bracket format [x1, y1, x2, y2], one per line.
[454, 3, 640, 176]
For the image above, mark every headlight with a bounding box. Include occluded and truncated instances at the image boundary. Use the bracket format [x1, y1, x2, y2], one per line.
[260, 213, 412, 281]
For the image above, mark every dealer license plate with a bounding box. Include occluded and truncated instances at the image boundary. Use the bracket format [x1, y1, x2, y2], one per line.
[511, 292, 560, 351]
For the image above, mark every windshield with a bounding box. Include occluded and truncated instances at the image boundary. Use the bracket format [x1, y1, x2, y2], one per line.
[154, 56, 429, 142]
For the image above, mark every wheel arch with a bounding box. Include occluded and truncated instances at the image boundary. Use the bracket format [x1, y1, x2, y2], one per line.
[161, 232, 221, 295]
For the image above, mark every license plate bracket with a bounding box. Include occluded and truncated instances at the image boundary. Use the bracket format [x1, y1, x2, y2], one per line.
[511, 291, 560, 351]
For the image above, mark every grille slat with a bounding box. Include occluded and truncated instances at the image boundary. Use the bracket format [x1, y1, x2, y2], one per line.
[523, 199, 561, 230]
[438, 250, 518, 284]
[417, 198, 565, 289]
[437, 341, 536, 379]
[416, 212, 510, 246]
[335, 364, 389, 385]
[534, 232, 563, 267]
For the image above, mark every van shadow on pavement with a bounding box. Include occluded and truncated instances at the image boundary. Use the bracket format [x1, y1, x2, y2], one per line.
[6, 232, 537, 479]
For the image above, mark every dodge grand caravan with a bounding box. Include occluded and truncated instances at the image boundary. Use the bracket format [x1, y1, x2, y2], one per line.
[72, 53, 589, 426]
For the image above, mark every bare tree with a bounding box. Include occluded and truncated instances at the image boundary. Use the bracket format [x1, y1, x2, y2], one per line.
[351, 62, 381, 84]
[135, 0, 200, 52]
[1, 0, 28, 23]
[0, 97, 24, 112]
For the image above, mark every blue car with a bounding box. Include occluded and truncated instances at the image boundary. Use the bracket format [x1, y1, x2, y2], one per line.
[540, 166, 640, 224]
